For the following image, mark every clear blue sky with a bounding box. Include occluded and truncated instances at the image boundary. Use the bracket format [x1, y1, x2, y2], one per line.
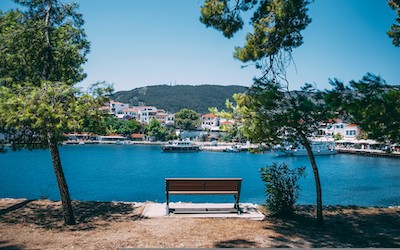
[1, 0, 399, 91]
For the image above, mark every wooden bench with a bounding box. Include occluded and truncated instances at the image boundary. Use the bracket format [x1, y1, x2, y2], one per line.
[165, 178, 242, 215]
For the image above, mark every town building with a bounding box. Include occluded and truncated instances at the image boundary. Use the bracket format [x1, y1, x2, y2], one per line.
[105, 100, 129, 116]
[165, 114, 175, 126]
[104, 100, 175, 125]
[201, 113, 219, 131]
[130, 133, 145, 141]
[137, 106, 158, 124]
[320, 121, 361, 139]
[122, 108, 139, 120]
[155, 109, 167, 125]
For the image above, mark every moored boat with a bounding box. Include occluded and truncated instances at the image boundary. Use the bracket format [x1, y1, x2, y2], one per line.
[274, 141, 336, 156]
[161, 140, 201, 152]
[98, 135, 127, 144]
[224, 145, 241, 153]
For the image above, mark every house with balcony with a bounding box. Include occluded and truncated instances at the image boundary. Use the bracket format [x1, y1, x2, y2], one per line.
[106, 100, 129, 116]
[322, 121, 361, 139]
[201, 113, 219, 131]
[165, 113, 175, 126]
[155, 110, 167, 125]
[137, 106, 158, 124]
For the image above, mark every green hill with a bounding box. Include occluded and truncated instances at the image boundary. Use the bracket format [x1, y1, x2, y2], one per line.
[111, 84, 248, 113]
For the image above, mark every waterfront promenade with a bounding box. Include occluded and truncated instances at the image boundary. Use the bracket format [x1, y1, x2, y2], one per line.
[337, 148, 400, 158]
[63, 139, 259, 152]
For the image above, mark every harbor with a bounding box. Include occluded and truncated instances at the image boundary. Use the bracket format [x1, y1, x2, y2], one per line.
[62, 137, 400, 158]
[1, 144, 399, 207]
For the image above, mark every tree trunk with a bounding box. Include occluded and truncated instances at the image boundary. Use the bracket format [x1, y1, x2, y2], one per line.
[47, 132, 76, 225]
[303, 140, 324, 225]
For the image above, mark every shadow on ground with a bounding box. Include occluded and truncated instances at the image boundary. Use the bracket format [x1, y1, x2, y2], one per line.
[265, 205, 400, 248]
[0, 200, 142, 230]
[0, 240, 24, 250]
[214, 239, 259, 248]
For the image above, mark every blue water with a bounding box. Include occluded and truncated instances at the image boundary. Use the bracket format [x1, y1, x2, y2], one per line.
[1, 145, 399, 206]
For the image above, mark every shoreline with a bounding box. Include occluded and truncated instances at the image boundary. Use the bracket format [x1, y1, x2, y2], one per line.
[62, 141, 400, 157]
[6, 140, 400, 157]
[1, 197, 399, 209]
[62, 140, 260, 152]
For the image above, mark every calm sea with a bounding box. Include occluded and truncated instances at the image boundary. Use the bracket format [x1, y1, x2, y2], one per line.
[1, 145, 399, 207]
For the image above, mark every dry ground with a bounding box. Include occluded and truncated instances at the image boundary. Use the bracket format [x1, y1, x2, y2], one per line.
[0, 199, 399, 249]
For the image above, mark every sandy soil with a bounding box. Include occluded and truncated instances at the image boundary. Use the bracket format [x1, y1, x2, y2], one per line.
[0, 199, 399, 249]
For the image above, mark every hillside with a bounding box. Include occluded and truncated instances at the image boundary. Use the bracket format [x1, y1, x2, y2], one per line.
[111, 84, 248, 113]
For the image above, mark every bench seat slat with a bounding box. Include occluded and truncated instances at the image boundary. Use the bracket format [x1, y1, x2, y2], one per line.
[167, 180, 241, 191]
[168, 191, 239, 195]
[168, 186, 240, 191]
[166, 178, 242, 181]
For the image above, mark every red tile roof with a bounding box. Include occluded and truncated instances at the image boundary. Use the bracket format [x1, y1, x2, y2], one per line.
[130, 133, 144, 139]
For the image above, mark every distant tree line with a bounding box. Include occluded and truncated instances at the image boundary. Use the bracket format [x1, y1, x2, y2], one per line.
[111, 84, 248, 114]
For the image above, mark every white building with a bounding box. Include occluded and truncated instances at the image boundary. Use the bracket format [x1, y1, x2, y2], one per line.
[106, 100, 129, 116]
[103, 101, 175, 125]
[343, 124, 360, 138]
[201, 113, 219, 131]
[122, 108, 139, 120]
[137, 106, 158, 124]
[165, 114, 175, 126]
[324, 122, 360, 139]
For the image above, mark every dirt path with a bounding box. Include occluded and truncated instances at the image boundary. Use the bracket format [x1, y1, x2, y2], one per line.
[0, 199, 399, 249]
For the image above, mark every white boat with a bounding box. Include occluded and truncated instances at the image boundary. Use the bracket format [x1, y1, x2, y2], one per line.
[98, 135, 127, 144]
[224, 145, 240, 153]
[161, 140, 201, 152]
[275, 141, 336, 156]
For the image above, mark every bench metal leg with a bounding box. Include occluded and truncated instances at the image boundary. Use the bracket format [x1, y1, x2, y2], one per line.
[234, 194, 241, 215]
[166, 192, 170, 215]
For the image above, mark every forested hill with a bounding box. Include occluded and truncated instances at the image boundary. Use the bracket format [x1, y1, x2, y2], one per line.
[111, 84, 248, 114]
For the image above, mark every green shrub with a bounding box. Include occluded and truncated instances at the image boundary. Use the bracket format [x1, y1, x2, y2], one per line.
[260, 162, 306, 217]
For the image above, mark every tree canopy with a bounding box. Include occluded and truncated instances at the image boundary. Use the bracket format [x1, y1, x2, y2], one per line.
[145, 118, 167, 141]
[201, 0, 311, 78]
[0, 1, 89, 86]
[0, 82, 109, 148]
[102, 117, 142, 136]
[388, 0, 400, 47]
[174, 108, 200, 130]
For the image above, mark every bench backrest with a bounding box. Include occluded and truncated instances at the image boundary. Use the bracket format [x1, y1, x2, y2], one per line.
[165, 178, 242, 192]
